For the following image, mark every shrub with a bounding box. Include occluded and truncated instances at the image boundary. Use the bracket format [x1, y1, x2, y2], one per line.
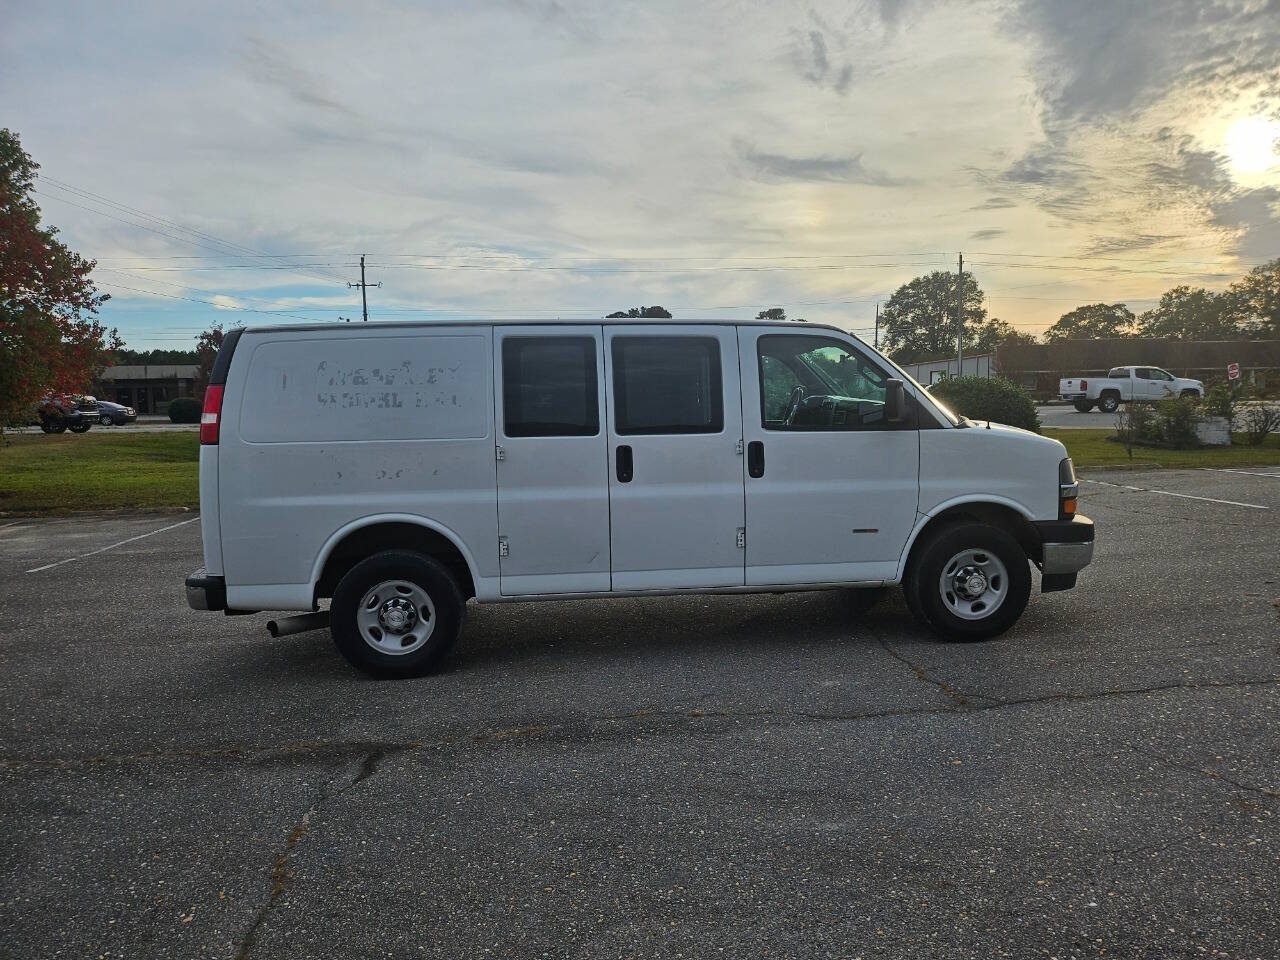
[1115, 401, 1157, 458]
[168, 397, 202, 424]
[1154, 395, 1200, 448]
[928, 376, 1041, 432]
[1238, 403, 1280, 446]
[1200, 381, 1238, 422]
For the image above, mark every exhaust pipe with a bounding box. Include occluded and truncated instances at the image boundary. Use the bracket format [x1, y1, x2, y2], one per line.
[266, 611, 331, 638]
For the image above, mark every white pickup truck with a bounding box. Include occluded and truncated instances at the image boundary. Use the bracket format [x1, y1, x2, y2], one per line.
[1059, 366, 1204, 413]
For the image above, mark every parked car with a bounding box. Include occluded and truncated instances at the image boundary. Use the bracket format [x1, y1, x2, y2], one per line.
[187, 319, 1095, 678]
[35, 395, 96, 433]
[1059, 366, 1204, 413]
[95, 400, 138, 426]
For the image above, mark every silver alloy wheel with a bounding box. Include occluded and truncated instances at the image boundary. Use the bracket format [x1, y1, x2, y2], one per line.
[938, 548, 1008, 621]
[99, 415, 113, 425]
[355, 579, 436, 656]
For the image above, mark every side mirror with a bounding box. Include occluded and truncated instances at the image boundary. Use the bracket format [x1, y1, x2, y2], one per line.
[886, 378, 906, 422]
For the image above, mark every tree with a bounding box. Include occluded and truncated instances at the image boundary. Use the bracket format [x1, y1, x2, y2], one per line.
[1227, 258, 1280, 338]
[1043, 303, 1136, 342]
[115, 347, 198, 364]
[967, 317, 1036, 353]
[880, 270, 986, 363]
[0, 129, 118, 432]
[755, 308, 786, 322]
[606, 305, 672, 318]
[1136, 286, 1243, 340]
[193, 325, 225, 399]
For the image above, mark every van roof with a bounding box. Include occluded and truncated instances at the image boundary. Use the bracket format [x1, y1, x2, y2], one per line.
[239, 317, 861, 337]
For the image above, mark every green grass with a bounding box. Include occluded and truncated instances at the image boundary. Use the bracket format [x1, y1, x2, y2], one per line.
[1045, 428, 1280, 469]
[0, 431, 199, 514]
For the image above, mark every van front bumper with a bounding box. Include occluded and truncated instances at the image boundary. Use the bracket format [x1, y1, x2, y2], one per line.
[1032, 515, 1094, 592]
[186, 568, 227, 611]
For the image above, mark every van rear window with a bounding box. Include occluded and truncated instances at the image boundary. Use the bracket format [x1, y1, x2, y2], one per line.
[502, 337, 599, 437]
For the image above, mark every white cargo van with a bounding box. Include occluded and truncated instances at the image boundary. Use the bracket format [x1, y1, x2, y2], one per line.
[186, 319, 1094, 677]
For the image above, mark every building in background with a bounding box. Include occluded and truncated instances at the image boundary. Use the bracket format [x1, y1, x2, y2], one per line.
[897, 353, 995, 386]
[94, 365, 198, 415]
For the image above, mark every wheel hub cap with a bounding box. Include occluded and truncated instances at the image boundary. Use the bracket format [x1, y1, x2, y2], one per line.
[378, 597, 418, 633]
[956, 568, 989, 599]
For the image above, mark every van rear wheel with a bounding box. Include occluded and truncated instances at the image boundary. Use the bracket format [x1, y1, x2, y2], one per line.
[330, 550, 464, 678]
[904, 522, 1031, 641]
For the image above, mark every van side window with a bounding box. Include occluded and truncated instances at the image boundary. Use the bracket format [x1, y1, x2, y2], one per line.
[758, 335, 897, 431]
[611, 336, 723, 435]
[502, 337, 599, 437]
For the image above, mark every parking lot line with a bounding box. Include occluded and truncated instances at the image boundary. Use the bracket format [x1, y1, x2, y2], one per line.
[25, 516, 200, 574]
[1082, 478, 1268, 510]
[1201, 467, 1280, 478]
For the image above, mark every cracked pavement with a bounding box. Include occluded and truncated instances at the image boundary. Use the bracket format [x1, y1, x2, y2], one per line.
[1, 465, 1278, 959]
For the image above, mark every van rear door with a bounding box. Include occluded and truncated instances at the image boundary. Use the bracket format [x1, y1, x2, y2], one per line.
[493, 326, 611, 595]
[603, 325, 745, 591]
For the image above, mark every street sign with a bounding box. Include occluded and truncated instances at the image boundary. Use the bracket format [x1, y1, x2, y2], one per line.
[1227, 362, 1241, 381]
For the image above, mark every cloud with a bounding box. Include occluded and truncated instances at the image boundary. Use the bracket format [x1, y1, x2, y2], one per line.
[1007, 0, 1280, 123]
[1210, 186, 1280, 261]
[209, 295, 244, 311]
[788, 19, 855, 95]
[969, 228, 1005, 241]
[970, 196, 1017, 210]
[734, 140, 908, 186]
[241, 37, 354, 115]
[1083, 234, 1179, 255]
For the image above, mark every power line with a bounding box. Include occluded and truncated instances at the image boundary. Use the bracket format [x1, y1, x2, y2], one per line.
[95, 281, 328, 323]
[34, 178, 350, 287]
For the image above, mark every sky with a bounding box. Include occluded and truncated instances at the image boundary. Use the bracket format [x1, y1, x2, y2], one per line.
[2, 0, 1279, 350]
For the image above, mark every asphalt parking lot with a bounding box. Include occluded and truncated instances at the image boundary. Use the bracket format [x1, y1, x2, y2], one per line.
[1, 468, 1277, 959]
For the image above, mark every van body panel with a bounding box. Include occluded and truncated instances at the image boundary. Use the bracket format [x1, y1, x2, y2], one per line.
[602, 325, 746, 591]
[216, 326, 499, 596]
[737, 326, 921, 585]
[917, 426, 1060, 523]
[493, 325, 611, 596]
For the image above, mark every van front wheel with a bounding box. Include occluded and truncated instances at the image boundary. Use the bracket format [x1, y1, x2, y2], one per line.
[330, 550, 465, 678]
[905, 523, 1031, 641]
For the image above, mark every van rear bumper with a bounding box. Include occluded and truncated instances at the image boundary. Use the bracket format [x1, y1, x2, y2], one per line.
[1032, 515, 1094, 592]
[186, 568, 227, 611]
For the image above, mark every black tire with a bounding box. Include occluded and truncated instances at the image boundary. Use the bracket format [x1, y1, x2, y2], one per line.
[68, 421, 91, 433]
[1097, 392, 1120, 414]
[1072, 399, 1094, 413]
[99, 414, 113, 425]
[330, 550, 465, 678]
[846, 586, 886, 617]
[39, 419, 56, 434]
[904, 522, 1031, 642]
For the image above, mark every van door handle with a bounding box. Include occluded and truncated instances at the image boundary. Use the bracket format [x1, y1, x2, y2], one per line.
[747, 440, 765, 478]
[616, 445, 633, 483]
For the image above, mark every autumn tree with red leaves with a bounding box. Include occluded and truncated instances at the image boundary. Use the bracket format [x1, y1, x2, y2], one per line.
[193, 324, 224, 399]
[0, 128, 120, 434]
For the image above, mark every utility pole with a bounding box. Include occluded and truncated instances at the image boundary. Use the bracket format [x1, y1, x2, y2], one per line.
[348, 254, 381, 322]
[874, 302, 880, 350]
[955, 252, 964, 375]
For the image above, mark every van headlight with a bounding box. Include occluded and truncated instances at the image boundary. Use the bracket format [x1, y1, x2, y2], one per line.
[1059, 458, 1078, 518]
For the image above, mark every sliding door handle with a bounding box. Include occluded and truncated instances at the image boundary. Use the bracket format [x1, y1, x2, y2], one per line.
[747, 440, 765, 478]
[616, 444, 633, 483]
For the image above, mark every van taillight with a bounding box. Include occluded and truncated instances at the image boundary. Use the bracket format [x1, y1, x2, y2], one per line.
[1080, 379, 1087, 390]
[200, 385, 224, 444]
